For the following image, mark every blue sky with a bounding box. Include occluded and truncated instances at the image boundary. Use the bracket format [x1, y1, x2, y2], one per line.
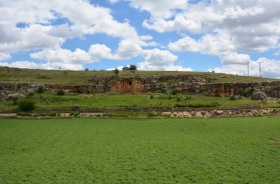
[0, 0, 280, 78]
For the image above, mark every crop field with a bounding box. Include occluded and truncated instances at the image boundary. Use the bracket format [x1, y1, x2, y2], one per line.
[1, 117, 280, 183]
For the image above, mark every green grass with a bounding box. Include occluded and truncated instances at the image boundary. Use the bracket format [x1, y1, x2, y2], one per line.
[1, 92, 269, 110]
[1, 117, 280, 183]
[0, 66, 277, 84]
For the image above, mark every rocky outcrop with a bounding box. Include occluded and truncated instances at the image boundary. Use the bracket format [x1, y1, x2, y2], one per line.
[0, 75, 280, 98]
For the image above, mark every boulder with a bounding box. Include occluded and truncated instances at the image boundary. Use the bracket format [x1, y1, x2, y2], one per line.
[251, 90, 268, 102]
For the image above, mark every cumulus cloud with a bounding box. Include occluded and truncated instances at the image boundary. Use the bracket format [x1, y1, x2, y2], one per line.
[168, 33, 251, 65]
[0, 0, 152, 53]
[115, 40, 143, 60]
[0, 53, 11, 61]
[209, 58, 280, 79]
[137, 48, 192, 71]
[130, 0, 188, 19]
[133, 0, 280, 74]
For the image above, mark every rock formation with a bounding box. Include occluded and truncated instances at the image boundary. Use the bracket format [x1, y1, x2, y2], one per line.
[0, 74, 280, 99]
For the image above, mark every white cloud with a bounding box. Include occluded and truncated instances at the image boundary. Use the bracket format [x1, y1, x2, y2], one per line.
[88, 44, 114, 60]
[220, 52, 251, 65]
[30, 48, 92, 64]
[134, 0, 280, 70]
[168, 33, 251, 65]
[130, 0, 188, 19]
[209, 58, 280, 79]
[0, 0, 153, 54]
[0, 60, 84, 70]
[115, 40, 143, 60]
[137, 48, 192, 71]
[108, 0, 119, 4]
[0, 53, 11, 61]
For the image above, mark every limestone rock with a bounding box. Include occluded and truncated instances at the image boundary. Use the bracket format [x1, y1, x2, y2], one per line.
[0, 90, 8, 101]
[251, 90, 268, 102]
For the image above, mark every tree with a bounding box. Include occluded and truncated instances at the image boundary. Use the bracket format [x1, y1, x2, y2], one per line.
[114, 68, 119, 76]
[122, 66, 129, 70]
[122, 65, 137, 71]
[129, 64, 137, 70]
[19, 98, 35, 112]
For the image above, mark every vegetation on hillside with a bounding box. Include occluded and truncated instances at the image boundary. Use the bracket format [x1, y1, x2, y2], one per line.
[0, 66, 277, 85]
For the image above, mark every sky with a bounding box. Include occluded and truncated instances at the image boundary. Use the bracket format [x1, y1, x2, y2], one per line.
[1, 0, 280, 78]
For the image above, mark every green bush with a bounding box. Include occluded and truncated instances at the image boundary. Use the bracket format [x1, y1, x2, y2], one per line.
[36, 86, 44, 93]
[229, 96, 238, 100]
[28, 92, 34, 97]
[19, 98, 35, 112]
[243, 87, 253, 97]
[57, 89, 65, 96]
[12, 97, 19, 105]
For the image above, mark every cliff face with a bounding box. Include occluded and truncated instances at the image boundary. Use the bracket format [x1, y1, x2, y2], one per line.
[1, 74, 280, 98]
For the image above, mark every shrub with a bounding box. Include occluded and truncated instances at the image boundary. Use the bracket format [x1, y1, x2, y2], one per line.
[17, 112, 32, 116]
[73, 104, 80, 109]
[229, 96, 238, 100]
[48, 112, 57, 117]
[36, 86, 44, 93]
[215, 93, 221, 97]
[19, 98, 35, 112]
[57, 89, 65, 96]
[12, 96, 19, 105]
[28, 92, 34, 97]
[114, 68, 119, 76]
[243, 87, 253, 97]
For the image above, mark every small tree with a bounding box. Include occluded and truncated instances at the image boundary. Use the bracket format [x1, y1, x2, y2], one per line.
[19, 98, 35, 112]
[57, 89, 65, 96]
[114, 68, 119, 76]
[36, 86, 44, 93]
[122, 66, 129, 70]
[129, 64, 137, 70]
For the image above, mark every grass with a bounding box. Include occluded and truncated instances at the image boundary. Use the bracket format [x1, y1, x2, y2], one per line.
[0, 66, 277, 84]
[1, 92, 271, 110]
[1, 117, 280, 183]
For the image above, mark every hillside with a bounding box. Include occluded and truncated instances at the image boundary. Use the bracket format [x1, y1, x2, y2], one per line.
[0, 66, 278, 85]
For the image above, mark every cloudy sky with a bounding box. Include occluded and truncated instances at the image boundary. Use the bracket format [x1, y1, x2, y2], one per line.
[1, 0, 280, 78]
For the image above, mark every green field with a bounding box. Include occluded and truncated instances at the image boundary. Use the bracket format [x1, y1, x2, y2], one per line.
[2, 92, 280, 111]
[1, 117, 280, 183]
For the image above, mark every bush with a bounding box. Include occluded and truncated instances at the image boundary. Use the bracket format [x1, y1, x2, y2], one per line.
[229, 96, 238, 100]
[19, 98, 35, 112]
[114, 68, 119, 76]
[57, 89, 65, 96]
[36, 86, 44, 93]
[28, 92, 34, 97]
[12, 96, 19, 105]
[243, 87, 253, 97]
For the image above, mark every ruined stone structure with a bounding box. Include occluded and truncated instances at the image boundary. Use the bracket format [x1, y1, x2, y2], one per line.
[1, 74, 280, 98]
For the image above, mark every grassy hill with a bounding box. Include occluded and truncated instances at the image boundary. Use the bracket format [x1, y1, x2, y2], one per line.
[0, 66, 278, 85]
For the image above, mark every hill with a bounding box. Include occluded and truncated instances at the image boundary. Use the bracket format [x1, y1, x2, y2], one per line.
[0, 66, 277, 85]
